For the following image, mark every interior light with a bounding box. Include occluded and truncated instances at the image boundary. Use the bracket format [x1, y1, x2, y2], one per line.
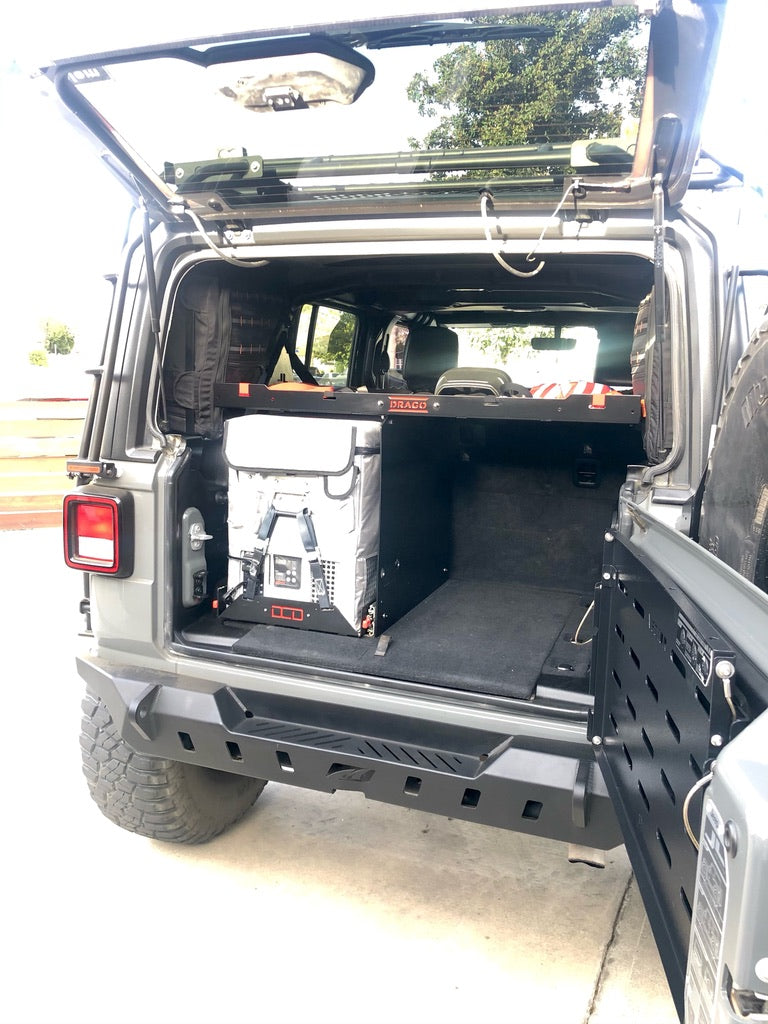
[219, 52, 373, 112]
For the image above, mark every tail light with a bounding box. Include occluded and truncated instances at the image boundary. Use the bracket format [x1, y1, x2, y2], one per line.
[63, 490, 134, 577]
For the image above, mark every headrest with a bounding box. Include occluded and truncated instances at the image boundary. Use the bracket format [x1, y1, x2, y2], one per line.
[402, 326, 459, 392]
[435, 367, 531, 397]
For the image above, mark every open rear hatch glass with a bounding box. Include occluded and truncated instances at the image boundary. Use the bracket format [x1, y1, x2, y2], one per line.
[42, 0, 726, 219]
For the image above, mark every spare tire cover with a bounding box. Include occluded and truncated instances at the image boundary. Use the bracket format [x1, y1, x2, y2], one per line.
[699, 317, 768, 593]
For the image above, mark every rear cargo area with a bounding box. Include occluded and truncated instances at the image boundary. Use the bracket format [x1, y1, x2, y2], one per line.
[167, 252, 653, 703]
[180, 417, 643, 702]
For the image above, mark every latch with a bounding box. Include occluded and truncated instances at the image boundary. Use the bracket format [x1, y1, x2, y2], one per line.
[241, 553, 263, 601]
[181, 507, 211, 607]
[188, 520, 213, 551]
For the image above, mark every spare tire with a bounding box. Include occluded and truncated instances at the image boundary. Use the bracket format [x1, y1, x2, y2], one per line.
[698, 317, 768, 593]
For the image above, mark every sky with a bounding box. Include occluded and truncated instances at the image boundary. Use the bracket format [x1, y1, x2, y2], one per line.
[1, 0, 766, 380]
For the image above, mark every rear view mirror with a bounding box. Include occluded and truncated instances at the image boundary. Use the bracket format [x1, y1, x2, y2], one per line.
[531, 336, 577, 351]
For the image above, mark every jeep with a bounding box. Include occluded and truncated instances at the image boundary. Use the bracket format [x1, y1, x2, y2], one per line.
[45, 3, 768, 1020]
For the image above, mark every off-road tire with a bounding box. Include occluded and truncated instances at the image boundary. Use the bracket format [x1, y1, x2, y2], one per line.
[80, 692, 267, 844]
[699, 317, 768, 593]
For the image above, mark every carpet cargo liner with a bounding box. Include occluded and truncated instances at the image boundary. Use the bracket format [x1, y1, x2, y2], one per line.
[233, 578, 586, 699]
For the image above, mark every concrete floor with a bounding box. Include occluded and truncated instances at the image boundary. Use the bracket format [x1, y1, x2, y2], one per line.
[0, 530, 678, 1024]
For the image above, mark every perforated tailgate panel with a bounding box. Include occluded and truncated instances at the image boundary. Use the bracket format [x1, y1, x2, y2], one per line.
[591, 534, 737, 1018]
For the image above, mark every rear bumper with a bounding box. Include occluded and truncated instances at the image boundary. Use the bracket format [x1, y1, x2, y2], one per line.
[78, 654, 623, 849]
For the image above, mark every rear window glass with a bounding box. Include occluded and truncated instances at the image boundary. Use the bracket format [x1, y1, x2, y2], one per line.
[62, 9, 649, 207]
[293, 304, 357, 386]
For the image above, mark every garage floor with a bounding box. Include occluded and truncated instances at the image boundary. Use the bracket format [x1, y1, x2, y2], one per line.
[0, 530, 678, 1024]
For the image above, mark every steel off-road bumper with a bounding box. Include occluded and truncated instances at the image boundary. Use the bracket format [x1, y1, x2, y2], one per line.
[78, 655, 623, 849]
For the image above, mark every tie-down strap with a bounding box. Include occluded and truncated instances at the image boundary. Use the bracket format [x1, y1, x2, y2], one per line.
[241, 504, 331, 610]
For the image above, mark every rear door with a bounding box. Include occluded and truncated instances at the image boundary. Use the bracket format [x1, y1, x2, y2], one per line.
[592, 510, 768, 1022]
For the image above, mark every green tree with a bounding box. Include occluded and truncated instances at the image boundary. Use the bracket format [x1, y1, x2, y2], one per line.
[312, 309, 357, 373]
[407, 10, 645, 170]
[43, 320, 75, 356]
[327, 312, 356, 368]
[464, 325, 541, 362]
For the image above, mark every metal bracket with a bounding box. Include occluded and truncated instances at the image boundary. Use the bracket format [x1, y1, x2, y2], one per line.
[128, 684, 160, 742]
[188, 520, 213, 552]
[572, 758, 593, 829]
[375, 634, 392, 657]
[65, 458, 118, 480]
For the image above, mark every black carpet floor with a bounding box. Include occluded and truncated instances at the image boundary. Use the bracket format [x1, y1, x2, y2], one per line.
[232, 579, 583, 699]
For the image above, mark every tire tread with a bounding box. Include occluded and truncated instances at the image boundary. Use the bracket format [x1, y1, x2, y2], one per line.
[80, 692, 266, 844]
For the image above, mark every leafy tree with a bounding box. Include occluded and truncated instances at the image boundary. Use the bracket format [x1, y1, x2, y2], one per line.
[463, 325, 541, 362]
[407, 10, 646, 172]
[327, 312, 356, 366]
[43, 320, 75, 356]
[29, 349, 48, 367]
[312, 310, 356, 373]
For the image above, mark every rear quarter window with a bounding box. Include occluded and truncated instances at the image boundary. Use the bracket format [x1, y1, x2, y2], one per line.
[293, 304, 358, 386]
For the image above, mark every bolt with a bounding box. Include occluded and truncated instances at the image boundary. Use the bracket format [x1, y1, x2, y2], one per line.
[175, 166, 185, 179]
[723, 820, 738, 857]
[250, 160, 262, 174]
[604, 532, 614, 543]
[602, 571, 611, 581]
[715, 660, 735, 680]
[711, 734, 724, 748]
[592, 736, 603, 746]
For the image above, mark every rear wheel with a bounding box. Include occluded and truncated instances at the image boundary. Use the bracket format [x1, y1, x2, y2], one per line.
[699, 318, 768, 593]
[80, 692, 267, 844]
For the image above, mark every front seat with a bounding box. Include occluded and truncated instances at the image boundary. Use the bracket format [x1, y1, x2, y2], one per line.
[401, 325, 459, 392]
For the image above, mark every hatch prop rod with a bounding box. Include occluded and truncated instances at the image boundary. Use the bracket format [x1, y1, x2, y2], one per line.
[138, 194, 169, 433]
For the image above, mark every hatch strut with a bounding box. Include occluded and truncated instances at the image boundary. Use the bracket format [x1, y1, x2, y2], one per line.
[634, 171, 684, 488]
[651, 171, 668, 440]
[139, 196, 169, 432]
[711, 265, 741, 447]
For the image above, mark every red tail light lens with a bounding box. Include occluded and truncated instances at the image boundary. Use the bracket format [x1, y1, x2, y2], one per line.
[63, 491, 134, 577]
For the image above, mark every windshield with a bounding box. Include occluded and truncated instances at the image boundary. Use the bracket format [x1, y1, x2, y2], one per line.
[387, 321, 613, 392]
[453, 324, 600, 387]
[58, 9, 649, 209]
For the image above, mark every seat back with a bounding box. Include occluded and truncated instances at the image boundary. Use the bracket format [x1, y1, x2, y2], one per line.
[402, 326, 459, 392]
